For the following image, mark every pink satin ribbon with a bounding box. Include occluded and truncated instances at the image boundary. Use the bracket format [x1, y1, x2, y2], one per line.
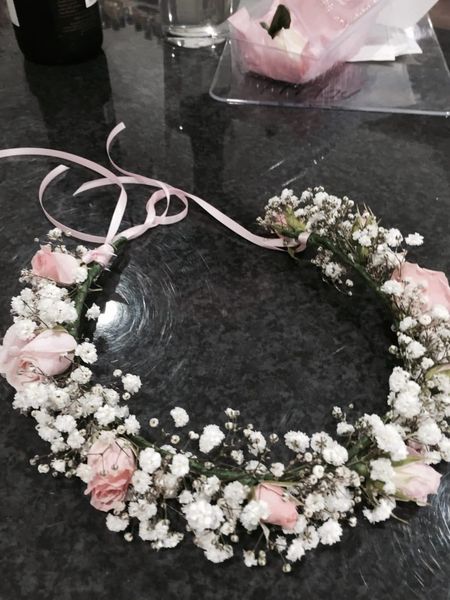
[0, 123, 309, 254]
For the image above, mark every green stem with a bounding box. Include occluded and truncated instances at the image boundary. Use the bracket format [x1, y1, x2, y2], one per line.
[346, 435, 372, 461]
[309, 234, 377, 295]
[67, 237, 128, 340]
[126, 434, 272, 486]
[307, 232, 396, 318]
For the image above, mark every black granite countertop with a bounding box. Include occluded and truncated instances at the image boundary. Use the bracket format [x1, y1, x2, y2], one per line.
[0, 3, 449, 600]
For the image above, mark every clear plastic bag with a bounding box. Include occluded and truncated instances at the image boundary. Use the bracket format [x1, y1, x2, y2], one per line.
[228, 0, 394, 84]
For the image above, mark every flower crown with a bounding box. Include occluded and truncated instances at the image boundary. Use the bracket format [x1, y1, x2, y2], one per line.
[0, 128, 448, 570]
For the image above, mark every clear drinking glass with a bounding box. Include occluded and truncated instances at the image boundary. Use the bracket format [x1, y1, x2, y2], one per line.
[160, 0, 237, 48]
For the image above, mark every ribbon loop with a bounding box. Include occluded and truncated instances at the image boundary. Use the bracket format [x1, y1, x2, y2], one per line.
[0, 124, 309, 255]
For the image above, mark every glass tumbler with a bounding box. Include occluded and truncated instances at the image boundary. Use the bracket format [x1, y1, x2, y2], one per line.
[160, 0, 237, 48]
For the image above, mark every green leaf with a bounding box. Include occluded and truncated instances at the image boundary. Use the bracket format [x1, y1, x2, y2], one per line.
[392, 456, 422, 467]
[425, 363, 450, 380]
[287, 246, 298, 261]
[260, 4, 291, 39]
[284, 210, 304, 232]
[352, 462, 369, 477]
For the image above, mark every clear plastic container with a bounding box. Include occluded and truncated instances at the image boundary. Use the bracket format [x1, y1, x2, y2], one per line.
[228, 0, 394, 84]
[210, 17, 450, 117]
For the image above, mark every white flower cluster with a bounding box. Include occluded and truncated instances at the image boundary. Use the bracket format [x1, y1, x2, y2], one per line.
[12, 373, 143, 449]
[11, 282, 77, 329]
[259, 188, 428, 292]
[384, 299, 450, 453]
[260, 188, 449, 537]
[6, 235, 144, 494]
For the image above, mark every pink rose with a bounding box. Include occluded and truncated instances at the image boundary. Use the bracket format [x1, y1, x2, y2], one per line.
[255, 483, 298, 530]
[83, 244, 115, 268]
[85, 438, 136, 512]
[0, 323, 77, 390]
[394, 450, 441, 506]
[391, 262, 450, 313]
[31, 244, 80, 285]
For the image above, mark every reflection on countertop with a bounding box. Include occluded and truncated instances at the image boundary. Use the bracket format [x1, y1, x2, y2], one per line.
[0, 4, 450, 600]
[101, 0, 160, 37]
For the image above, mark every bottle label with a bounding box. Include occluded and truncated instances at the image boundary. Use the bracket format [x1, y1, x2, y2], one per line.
[85, 0, 98, 6]
[6, 0, 19, 26]
[53, 0, 100, 36]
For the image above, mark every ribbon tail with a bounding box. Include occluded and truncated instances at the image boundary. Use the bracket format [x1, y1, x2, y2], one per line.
[0, 126, 309, 255]
[0, 145, 128, 245]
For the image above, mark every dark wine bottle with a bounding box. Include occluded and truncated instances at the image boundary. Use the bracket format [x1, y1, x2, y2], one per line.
[6, 0, 103, 64]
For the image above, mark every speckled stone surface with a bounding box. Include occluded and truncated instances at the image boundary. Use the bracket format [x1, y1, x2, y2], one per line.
[0, 3, 450, 599]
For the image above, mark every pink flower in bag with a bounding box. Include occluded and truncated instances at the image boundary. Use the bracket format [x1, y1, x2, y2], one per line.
[0, 323, 77, 390]
[391, 261, 450, 313]
[31, 244, 80, 285]
[255, 483, 298, 530]
[229, 2, 309, 84]
[85, 439, 136, 512]
[229, 0, 386, 84]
